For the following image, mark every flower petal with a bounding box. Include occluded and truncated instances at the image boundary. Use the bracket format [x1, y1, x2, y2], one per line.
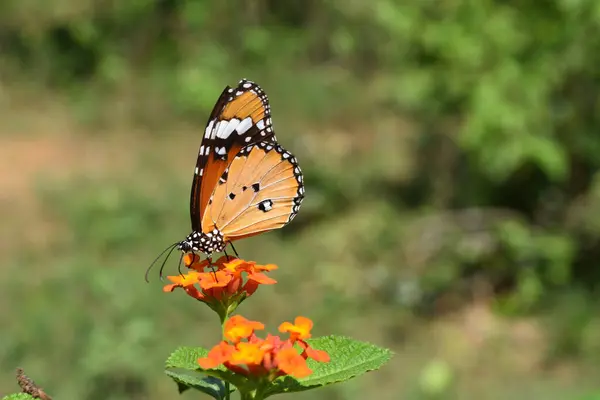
[198, 341, 235, 369]
[275, 348, 312, 378]
[225, 315, 265, 343]
[279, 316, 313, 341]
[228, 342, 266, 366]
[198, 271, 231, 290]
[247, 272, 277, 285]
[185, 254, 211, 272]
[303, 345, 330, 362]
[254, 263, 278, 272]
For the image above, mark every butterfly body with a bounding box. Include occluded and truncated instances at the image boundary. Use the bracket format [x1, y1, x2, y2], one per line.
[178, 229, 226, 256]
[151, 79, 304, 270]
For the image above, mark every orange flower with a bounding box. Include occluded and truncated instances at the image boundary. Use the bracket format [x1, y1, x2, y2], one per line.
[279, 316, 313, 342]
[279, 316, 330, 363]
[224, 315, 265, 343]
[298, 340, 331, 362]
[229, 342, 266, 366]
[198, 341, 235, 369]
[184, 253, 210, 272]
[275, 348, 312, 378]
[163, 256, 277, 314]
[198, 315, 329, 380]
[163, 271, 204, 300]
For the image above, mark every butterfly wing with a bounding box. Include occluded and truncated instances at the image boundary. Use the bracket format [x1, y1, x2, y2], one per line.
[190, 79, 276, 231]
[200, 141, 304, 240]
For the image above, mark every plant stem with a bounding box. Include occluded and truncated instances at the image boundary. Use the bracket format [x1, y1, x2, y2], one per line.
[225, 382, 231, 400]
[239, 389, 260, 400]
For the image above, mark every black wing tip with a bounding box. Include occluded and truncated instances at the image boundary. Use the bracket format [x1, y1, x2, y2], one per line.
[237, 78, 262, 90]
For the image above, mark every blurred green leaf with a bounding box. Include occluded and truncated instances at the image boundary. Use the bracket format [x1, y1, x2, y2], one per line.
[2, 394, 36, 400]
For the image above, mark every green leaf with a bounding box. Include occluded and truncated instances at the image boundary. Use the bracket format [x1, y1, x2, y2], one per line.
[526, 135, 568, 181]
[165, 346, 242, 398]
[165, 346, 209, 370]
[165, 368, 227, 399]
[2, 394, 36, 400]
[264, 335, 393, 397]
[165, 347, 228, 399]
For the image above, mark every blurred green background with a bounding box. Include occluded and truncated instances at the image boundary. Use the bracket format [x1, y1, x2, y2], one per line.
[2, 0, 600, 399]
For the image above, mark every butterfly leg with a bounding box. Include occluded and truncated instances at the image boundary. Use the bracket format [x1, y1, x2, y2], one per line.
[229, 242, 240, 258]
[177, 252, 185, 277]
[224, 246, 237, 261]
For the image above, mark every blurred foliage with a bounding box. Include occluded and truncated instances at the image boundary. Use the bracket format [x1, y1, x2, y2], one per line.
[2, 0, 600, 399]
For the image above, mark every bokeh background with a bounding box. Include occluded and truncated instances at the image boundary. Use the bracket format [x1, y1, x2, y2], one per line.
[2, 1, 600, 399]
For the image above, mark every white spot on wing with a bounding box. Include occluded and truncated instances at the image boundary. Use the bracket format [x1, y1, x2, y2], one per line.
[216, 118, 240, 139]
[236, 117, 253, 135]
[216, 146, 227, 155]
[257, 119, 265, 130]
[204, 120, 214, 139]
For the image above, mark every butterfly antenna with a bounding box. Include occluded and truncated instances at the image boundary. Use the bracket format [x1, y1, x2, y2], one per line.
[145, 242, 179, 283]
[158, 244, 180, 282]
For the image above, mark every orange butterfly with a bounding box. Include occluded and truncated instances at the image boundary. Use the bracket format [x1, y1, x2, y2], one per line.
[147, 79, 304, 280]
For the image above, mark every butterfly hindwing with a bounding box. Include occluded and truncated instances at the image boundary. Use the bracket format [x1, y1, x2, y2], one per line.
[201, 141, 304, 241]
[190, 79, 276, 231]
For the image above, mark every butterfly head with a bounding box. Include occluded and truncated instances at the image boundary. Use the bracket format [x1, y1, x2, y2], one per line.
[177, 229, 227, 257]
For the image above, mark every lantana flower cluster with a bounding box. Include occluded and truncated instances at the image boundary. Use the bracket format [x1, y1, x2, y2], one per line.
[163, 254, 333, 393]
[199, 315, 330, 379]
[164, 254, 277, 316]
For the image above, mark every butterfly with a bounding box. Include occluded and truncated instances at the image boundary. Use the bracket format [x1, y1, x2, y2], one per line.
[146, 79, 304, 280]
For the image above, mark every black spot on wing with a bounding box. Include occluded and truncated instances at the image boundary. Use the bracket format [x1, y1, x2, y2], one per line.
[258, 199, 273, 212]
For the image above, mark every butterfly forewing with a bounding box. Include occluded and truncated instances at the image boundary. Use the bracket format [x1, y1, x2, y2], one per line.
[190, 79, 276, 231]
[147, 79, 304, 279]
[201, 141, 304, 242]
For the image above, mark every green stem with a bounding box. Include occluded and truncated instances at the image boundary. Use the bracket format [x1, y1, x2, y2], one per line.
[221, 306, 231, 400]
[225, 382, 231, 400]
[220, 308, 229, 333]
[239, 389, 261, 400]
